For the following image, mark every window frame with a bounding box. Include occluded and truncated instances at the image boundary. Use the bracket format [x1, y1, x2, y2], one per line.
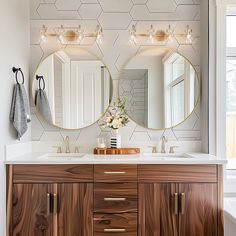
[212, 1, 236, 192]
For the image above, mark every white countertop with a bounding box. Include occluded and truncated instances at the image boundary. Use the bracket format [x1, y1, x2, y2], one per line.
[4, 152, 227, 165]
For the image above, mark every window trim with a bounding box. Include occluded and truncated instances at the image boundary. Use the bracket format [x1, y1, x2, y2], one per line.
[212, 1, 236, 179]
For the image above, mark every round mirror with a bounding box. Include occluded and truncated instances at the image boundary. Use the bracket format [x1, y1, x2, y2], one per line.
[32, 48, 113, 129]
[119, 48, 200, 130]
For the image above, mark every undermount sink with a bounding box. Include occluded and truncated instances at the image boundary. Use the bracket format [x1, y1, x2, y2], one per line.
[38, 153, 86, 160]
[143, 153, 194, 159]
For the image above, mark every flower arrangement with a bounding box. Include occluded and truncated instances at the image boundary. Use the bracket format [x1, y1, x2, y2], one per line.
[100, 97, 129, 130]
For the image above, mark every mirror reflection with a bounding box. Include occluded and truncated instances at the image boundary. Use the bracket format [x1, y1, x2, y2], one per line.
[33, 48, 112, 129]
[119, 49, 199, 130]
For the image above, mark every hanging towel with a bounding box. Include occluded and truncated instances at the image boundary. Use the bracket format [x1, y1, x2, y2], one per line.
[9, 83, 31, 139]
[35, 89, 53, 124]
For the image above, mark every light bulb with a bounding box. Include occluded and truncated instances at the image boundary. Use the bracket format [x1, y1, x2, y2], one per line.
[58, 33, 65, 43]
[129, 25, 137, 45]
[186, 25, 193, 44]
[40, 33, 46, 42]
[58, 25, 65, 44]
[96, 25, 103, 44]
[166, 25, 174, 43]
[96, 33, 102, 44]
[77, 25, 84, 43]
[40, 25, 47, 43]
[147, 25, 155, 44]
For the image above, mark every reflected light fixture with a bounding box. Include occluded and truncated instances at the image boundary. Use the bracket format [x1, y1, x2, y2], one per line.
[129, 25, 137, 45]
[96, 25, 103, 44]
[186, 25, 193, 44]
[40, 25, 47, 43]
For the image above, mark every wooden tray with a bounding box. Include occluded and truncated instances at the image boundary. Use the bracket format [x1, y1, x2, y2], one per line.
[94, 148, 140, 155]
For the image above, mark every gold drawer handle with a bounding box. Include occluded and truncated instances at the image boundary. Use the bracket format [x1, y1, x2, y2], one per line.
[173, 193, 178, 215]
[104, 229, 126, 232]
[104, 171, 126, 174]
[53, 194, 58, 215]
[104, 198, 126, 201]
[180, 193, 185, 214]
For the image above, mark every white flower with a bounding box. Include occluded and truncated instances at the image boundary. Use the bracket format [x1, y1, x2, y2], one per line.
[106, 116, 112, 123]
[112, 118, 122, 129]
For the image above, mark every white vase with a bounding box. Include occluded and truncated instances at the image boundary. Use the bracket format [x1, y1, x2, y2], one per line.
[110, 129, 121, 149]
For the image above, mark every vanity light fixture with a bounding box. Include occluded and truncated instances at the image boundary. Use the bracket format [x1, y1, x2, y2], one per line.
[186, 25, 193, 44]
[128, 24, 194, 45]
[39, 24, 103, 45]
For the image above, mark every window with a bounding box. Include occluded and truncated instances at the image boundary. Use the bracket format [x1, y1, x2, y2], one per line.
[171, 80, 185, 125]
[226, 15, 236, 162]
[164, 53, 196, 127]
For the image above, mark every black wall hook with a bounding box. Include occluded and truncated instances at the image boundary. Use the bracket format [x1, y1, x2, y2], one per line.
[36, 75, 45, 90]
[12, 67, 25, 84]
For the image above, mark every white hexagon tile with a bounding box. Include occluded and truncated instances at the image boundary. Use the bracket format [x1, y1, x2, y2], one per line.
[79, 4, 102, 19]
[55, 0, 82, 11]
[98, 0, 133, 12]
[30, 0, 202, 146]
[146, 0, 177, 13]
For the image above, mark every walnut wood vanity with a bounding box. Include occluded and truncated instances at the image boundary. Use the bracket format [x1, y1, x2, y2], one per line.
[6, 164, 224, 236]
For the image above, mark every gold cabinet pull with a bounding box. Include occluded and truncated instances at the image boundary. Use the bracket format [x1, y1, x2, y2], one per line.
[46, 193, 51, 215]
[180, 193, 185, 214]
[53, 194, 58, 215]
[173, 193, 178, 215]
[104, 229, 126, 232]
[104, 171, 126, 174]
[104, 197, 126, 201]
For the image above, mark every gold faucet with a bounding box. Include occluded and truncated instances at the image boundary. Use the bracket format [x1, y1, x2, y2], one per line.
[148, 146, 158, 153]
[169, 146, 179, 154]
[161, 135, 168, 153]
[64, 136, 70, 153]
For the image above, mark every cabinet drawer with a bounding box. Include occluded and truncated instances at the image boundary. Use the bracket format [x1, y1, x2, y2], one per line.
[13, 165, 93, 183]
[94, 213, 137, 236]
[94, 183, 137, 213]
[94, 165, 137, 182]
[138, 165, 217, 183]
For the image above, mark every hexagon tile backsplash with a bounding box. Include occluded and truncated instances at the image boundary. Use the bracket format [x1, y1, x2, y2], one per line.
[30, 0, 201, 148]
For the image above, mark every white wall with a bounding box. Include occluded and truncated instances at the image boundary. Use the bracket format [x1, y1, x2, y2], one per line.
[201, 0, 210, 153]
[0, 0, 30, 235]
[30, 0, 201, 144]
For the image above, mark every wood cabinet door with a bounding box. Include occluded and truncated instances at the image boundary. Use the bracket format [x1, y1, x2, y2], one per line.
[57, 183, 93, 236]
[12, 184, 54, 236]
[178, 183, 218, 236]
[139, 183, 178, 236]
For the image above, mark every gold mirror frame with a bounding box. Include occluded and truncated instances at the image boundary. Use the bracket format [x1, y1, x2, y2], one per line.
[118, 49, 200, 131]
[31, 47, 114, 130]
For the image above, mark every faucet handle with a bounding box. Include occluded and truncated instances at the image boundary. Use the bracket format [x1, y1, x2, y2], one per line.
[148, 146, 158, 153]
[169, 146, 179, 154]
[75, 146, 79, 153]
[53, 146, 62, 153]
